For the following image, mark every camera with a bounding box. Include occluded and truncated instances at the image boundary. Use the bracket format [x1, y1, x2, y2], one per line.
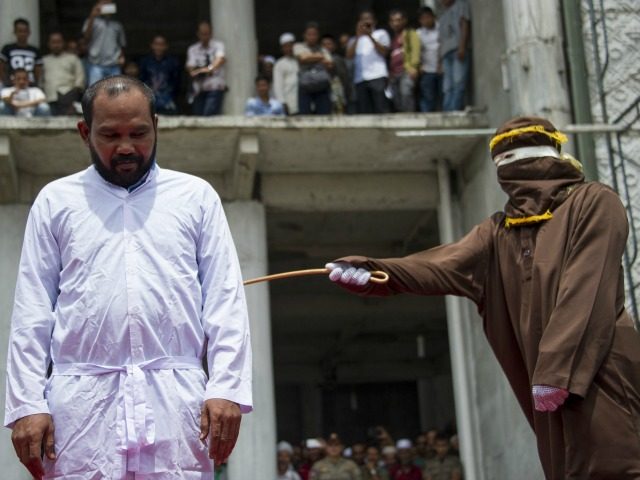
[100, 3, 117, 15]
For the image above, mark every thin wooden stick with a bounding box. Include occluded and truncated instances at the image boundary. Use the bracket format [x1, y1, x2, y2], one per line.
[243, 268, 389, 286]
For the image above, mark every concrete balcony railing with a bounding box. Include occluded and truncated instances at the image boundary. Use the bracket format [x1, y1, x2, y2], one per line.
[0, 112, 489, 206]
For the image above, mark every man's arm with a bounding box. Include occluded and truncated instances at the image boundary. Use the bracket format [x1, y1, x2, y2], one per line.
[332, 218, 494, 306]
[5, 193, 60, 477]
[457, 16, 470, 61]
[532, 186, 628, 397]
[196, 186, 252, 464]
[83, 1, 106, 42]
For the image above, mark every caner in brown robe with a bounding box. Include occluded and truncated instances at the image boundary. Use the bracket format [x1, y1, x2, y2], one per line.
[336, 118, 640, 479]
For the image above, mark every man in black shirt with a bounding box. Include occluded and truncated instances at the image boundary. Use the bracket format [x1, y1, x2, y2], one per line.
[0, 18, 43, 86]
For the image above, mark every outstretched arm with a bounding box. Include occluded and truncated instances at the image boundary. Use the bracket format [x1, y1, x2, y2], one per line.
[329, 218, 494, 306]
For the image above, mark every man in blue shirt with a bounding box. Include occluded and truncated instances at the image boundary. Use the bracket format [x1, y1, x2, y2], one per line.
[245, 75, 285, 116]
[139, 35, 181, 114]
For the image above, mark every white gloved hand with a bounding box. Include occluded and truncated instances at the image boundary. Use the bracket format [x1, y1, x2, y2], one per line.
[325, 262, 371, 286]
[532, 385, 569, 412]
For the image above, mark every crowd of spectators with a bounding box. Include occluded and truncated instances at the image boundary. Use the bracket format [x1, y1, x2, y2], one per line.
[1, 0, 470, 118]
[276, 427, 462, 480]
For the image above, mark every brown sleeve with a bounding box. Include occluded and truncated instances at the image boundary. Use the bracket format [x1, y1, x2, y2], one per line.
[532, 187, 628, 396]
[335, 218, 494, 306]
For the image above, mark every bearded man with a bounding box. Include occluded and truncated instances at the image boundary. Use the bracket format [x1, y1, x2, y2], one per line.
[5, 75, 252, 479]
[327, 116, 640, 479]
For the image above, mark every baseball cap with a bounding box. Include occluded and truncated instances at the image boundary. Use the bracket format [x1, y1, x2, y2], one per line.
[279, 32, 295, 45]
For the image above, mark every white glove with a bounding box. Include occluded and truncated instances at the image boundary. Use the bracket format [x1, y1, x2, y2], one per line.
[532, 385, 569, 412]
[325, 262, 371, 286]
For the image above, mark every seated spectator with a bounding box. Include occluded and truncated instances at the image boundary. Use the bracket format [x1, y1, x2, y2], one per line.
[139, 35, 181, 114]
[350, 442, 367, 467]
[299, 438, 324, 480]
[0, 18, 43, 87]
[278, 441, 303, 480]
[413, 433, 433, 468]
[362, 445, 390, 480]
[310, 433, 360, 479]
[423, 433, 462, 480]
[439, 0, 471, 111]
[346, 10, 390, 114]
[245, 75, 284, 116]
[273, 32, 299, 115]
[186, 21, 226, 116]
[321, 34, 349, 114]
[294, 22, 333, 115]
[83, 1, 126, 86]
[388, 10, 421, 112]
[0, 68, 50, 117]
[123, 61, 140, 78]
[259, 55, 276, 82]
[390, 439, 422, 480]
[381, 445, 398, 473]
[43, 32, 85, 115]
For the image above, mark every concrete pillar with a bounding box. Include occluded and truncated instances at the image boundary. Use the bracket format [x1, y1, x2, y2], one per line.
[0, 0, 40, 49]
[223, 201, 277, 479]
[501, 0, 572, 127]
[210, 0, 258, 115]
[436, 161, 483, 480]
[0, 205, 31, 480]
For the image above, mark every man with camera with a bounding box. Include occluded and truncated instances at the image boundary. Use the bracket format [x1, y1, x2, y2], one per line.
[83, 1, 126, 86]
[346, 10, 390, 114]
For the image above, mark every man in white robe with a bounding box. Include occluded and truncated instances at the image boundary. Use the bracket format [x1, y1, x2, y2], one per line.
[4, 75, 252, 479]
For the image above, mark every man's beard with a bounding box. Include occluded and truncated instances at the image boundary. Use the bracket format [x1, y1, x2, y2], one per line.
[90, 141, 156, 189]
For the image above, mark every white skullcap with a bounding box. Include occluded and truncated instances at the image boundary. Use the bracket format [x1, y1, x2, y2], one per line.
[306, 438, 322, 449]
[279, 32, 295, 45]
[396, 438, 412, 450]
[277, 441, 293, 453]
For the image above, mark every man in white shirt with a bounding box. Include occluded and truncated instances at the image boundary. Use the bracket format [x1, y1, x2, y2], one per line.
[273, 32, 299, 115]
[346, 10, 390, 114]
[0, 68, 50, 117]
[186, 21, 226, 116]
[417, 7, 441, 112]
[5, 75, 252, 479]
[43, 32, 86, 115]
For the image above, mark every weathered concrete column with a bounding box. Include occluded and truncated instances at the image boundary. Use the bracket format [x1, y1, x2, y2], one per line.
[0, 205, 32, 480]
[0, 0, 40, 49]
[224, 201, 277, 479]
[501, 0, 572, 126]
[210, 0, 258, 115]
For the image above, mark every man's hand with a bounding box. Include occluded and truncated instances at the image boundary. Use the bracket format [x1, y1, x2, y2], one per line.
[11, 413, 55, 479]
[326, 262, 371, 286]
[200, 398, 241, 464]
[532, 385, 569, 412]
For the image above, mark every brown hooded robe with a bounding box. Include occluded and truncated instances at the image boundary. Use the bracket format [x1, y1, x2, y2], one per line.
[338, 156, 640, 479]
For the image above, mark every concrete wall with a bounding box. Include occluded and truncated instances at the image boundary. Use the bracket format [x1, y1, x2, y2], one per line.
[580, 0, 640, 316]
[0, 205, 31, 480]
[449, 0, 546, 477]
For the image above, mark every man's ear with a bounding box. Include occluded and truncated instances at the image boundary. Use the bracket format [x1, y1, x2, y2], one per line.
[77, 120, 90, 146]
[153, 114, 159, 131]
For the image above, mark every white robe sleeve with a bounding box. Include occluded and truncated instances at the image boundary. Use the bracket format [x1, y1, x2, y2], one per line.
[197, 187, 253, 413]
[4, 194, 60, 427]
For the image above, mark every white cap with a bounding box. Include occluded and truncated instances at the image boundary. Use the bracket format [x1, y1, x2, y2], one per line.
[263, 55, 276, 65]
[277, 441, 293, 453]
[381, 445, 397, 456]
[306, 438, 322, 449]
[396, 438, 412, 450]
[279, 32, 295, 45]
[343, 447, 352, 457]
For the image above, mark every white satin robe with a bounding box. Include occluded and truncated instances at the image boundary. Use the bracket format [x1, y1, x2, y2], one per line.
[4, 165, 252, 479]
